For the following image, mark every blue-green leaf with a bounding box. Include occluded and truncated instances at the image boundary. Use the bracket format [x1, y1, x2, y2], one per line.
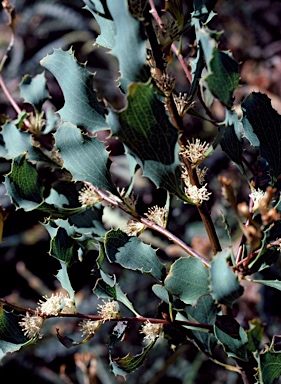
[104, 229, 166, 282]
[40, 48, 109, 133]
[84, 0, 116, 49]
[209, 248, 244, 306]
[19, 72, 50, 113]
[164, 257, 209, 305]
[55, 122, 116, 194]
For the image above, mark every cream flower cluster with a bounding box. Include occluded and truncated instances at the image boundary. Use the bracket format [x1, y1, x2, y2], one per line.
[140, 321, 163, 342]
[38, 293, 76, 316]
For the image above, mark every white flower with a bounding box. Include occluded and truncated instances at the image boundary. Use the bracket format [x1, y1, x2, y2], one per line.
[38, 293, 76, 316]
[145, 206, 168, 227]
[125, 219, 147, 236]
[173, 93, 195, 117]
[79, 320, 102, 337]
[249, 188, 266, 212]
[19, 312, 44, 339]
[140, 321, 162, 342]
[180, 139, 210, 165]
[97, 300, 120, 322]
[78, 185, 101, 207]
[185, 183, 212, 205]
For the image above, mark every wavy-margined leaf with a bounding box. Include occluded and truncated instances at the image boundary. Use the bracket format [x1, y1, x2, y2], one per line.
[214, 315, 249, 361]
[104, 229, 166, 282]
[197, 28, 239, 109]
[107, 0, 148, 89]
[110, 338, 156, 378]
[248, 223, 281, 273]
[49, 227, 76, 266]
[84, 0, 116, 49]
[183, 295, 218, 356]
[164, 257, 209, 305]
[220, 110, 245, 174]
[209, 248, 244, 306]
[5, 154, 44, 211]
[1, 122, 52, 161]
[40, 48, 108, 133]
[19, 72, 50, 113]
[115, 81, 187, 200]
[256, 335, 281, 384]
[56, 263, 76, 300]
[55, 122, 116, 194]
[242, 92, 281, 182]
[93, 270, 140, 316]
[0, 306, 36, 361]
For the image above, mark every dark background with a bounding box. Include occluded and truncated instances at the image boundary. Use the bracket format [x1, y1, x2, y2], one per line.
[1, 0, 281, 383]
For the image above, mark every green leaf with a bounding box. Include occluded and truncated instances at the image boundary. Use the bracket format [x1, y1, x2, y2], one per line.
[220, 110, 245, 174]
[40, 48, 108, 133]
[248, 279, 281, 291]
[5, 154, 44, 211]
[107, 0, 148, 89]
[110, 339, 156, 378]
[257, 335, 281, 384]
[93, 270, 140, 316]
[209, 248, 244, 306]
[56, 263, 76, 300]
[248, 223, 281, 273]
[55, 122, 116, 194]
[104, 229, 166, 281]
[115, 81, 187, 200]
[49, 227, 75, 266]
[247, 319, 264, 353]
[198, 28, 239, 109]
[205, 50, 239, 109]
[242, 92, 281, 181]
[69, 205, 107, 238]
[84, 0, 116, 49]
[0, 306, 35, 361]
[214, 315, 249, 361]
[184, 295, 218, 356]
[164, 257, 209, 305]
[19, 72, 50, 113]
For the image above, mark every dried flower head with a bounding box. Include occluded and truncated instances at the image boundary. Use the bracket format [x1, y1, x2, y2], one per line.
[184, 183, 212, 205]
[173, 93, 195, 117]
[140, 321, 162, 342]
[249, 188, 266, 212]
[155, 73, 176, 96]
[125, 219, 147, 236]
[78, 185, 102, 207]
[97, 300, 120, 322]
[180, 139, 210, 166]
[38, 293, 76, 316]
[128, 0, 148, 20]
[79, 319, 102, 337]
[19, 312, 44, 339]
[145, 206, 168, 228]
[118, 188, 138, 212]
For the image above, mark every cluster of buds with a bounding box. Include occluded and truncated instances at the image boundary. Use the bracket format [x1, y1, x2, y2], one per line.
[128, 0, 148, 20]
[125, 205, 168, 236]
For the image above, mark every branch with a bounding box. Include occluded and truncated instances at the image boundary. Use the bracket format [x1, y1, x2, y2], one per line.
[87, 183, 210, 267]
[0, 298, 214, 332]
